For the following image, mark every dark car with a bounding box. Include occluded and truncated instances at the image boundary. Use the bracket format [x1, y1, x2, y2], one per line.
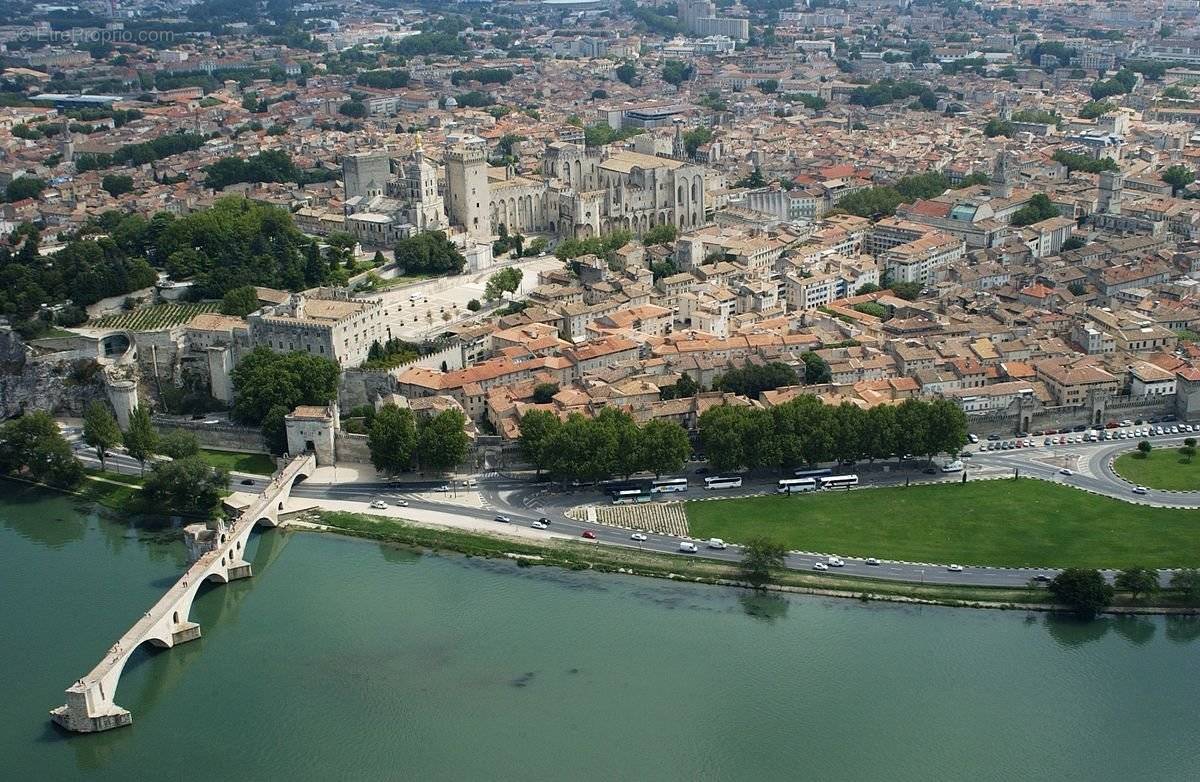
[581, 530, 597, 539]
[240, 478, 254, 486]
[694, 467, 710, 475]
[537, 517, 551, 525]
[1032, 574, 1052, 583]
[923, 467, 938, 475]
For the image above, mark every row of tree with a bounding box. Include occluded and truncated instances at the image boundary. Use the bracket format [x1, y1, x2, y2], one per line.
[697, 397, 969, 473]
[518, 408, 692, 483]
[367, 406, 471, 475]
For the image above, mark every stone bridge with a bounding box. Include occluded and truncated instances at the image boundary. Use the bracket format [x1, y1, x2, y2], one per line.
[50, 453, 315, 733]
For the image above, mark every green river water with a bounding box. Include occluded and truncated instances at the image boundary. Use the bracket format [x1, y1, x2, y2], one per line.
[4, 484, 1200, 781]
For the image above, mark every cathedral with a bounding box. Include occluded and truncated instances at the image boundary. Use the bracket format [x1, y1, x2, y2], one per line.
[341, 132, 709, 247]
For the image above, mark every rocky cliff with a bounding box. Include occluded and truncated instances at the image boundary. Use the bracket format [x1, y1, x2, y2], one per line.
[0, 329, 107, 419]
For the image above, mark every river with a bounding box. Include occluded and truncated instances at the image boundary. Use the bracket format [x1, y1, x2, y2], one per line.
[4, 484, 1200, 780]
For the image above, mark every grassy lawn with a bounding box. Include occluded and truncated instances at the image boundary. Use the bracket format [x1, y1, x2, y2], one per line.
[1113, 450, 1200, 492]
[686, 479, 1200, 569]
[198, 449, 277, 475]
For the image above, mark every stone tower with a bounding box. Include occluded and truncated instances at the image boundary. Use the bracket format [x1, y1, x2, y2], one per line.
[342, 151, 392, 200]
[990, 150, 1014, 199]
[1098, 169, 1124, 214]
[445, 138, 491, 241]
[672, 120, 686, 161]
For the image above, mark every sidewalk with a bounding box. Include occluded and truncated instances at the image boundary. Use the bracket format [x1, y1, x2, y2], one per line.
[282, 496, 569, 543]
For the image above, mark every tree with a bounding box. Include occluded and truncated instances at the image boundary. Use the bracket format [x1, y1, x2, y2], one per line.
[5, 177, 46, 202]
[0, 411, 83, 488]
[855, 283, 881, 295]
[615, 62, 637, 85]
[1010, 193, 1059, 227]
[758, 79, 779, 94]
[392, 231, 467, 276]
[660, 372, 699, 400]
[231, 348, 340, 452]
[716, 362, 799, 398]
[368, 404, 418, 476]
[1137, 439, 1152, 456]
[661, 60, 693, 86]
[643, 223, 677, 246]
[484, 266, 523, 301]
[220, 285, 260, 317]
[698, 405, 750, 472]
[417, 409, 470, 472]
[1161, 165, 1195, 196]
[143, 456, 227, 516]
[801, 352, 832, 385]
[101, 174, 134, 197]
[638, 419, 691, 477]
[890, 281, 921, 300]
[734, 168, 766, 189]
[159, 429, 200, 459]
[1079, 100, 1115, 119]
[532, 383, 559, 404]
[83, 401, 121, 471]
[1171, 569, 1200, 604]
[1115, 567, 1159, 602]
[740, 538, 787, 588]
[467, 299, 481, 312]
[518, 409, 561, 475]
[338, 100, 367, 118]
[984, 118, 1014, 138]
[1049, 568, 1114, 618]
[1063, 238, 1086, 252]
[123, 405, 158, 474]
[1179, 445, 1196, 464]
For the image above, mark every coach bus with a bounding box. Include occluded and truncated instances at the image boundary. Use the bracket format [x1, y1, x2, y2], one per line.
[777, 477, 819, 494]
[612, 489, 652, 505]
[703, 475, 743, 490]
[819, 474, 859, 490]
[651, 477, 689, 494]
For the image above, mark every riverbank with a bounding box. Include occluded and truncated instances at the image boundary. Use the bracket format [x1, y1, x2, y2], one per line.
[305, 509, 1200, 615]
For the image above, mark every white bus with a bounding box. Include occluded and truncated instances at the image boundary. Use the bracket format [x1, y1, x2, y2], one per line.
[777, 477, 818, 494]
[704, 475, 743, 490]
[651, 477, 689, 494]
[612, 489, 652, 505]
[820, 474, 859, 489]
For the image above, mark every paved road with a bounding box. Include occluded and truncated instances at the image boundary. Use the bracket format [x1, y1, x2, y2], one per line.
[66, 425, 1199, 590]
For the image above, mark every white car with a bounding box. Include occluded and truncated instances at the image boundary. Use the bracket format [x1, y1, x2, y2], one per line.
[435, 485, 450, 492]
[369, 500, 388, 509]
[865, 557, 880, 566]
[678, 541, 698, 553]
[630, 532, 648, 541]
[493, 515, 511, 523]
[1133, 486, 1149, 495]
[813, 562, 829, 571]
[827, 556, 845, 567]
[707, 538, 728, 550]
[947, 564, 964, 572]
[531, 520, 548, 530]
[394, 499, 409, 507]
[1059, 468, 1074, 476]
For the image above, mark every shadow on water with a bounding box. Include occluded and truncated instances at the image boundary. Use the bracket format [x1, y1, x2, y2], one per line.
[739, 591, 790, 624]
[1043, 613, 1111, 648]
[1111, 614, 1157, 646]
[1164, 615, 1200, 644]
